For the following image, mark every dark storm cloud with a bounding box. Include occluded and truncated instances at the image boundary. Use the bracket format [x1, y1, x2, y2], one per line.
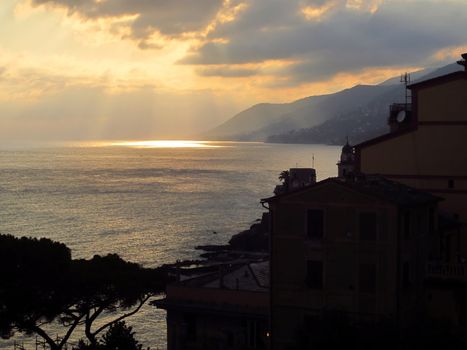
[31, 0, 224, 39]
[181, 0, 467, 82]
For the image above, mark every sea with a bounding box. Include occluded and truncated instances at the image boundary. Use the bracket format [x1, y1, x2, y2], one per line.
[0, 141, 340, 349]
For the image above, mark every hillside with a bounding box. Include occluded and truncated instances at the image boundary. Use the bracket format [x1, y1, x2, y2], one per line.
[266, 63, 462, 145]
[205, 84, 397, 140]
[205, 63, 462, 145]
[203, 96, 329, 140]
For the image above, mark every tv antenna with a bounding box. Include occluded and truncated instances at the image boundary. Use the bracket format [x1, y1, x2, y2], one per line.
[312, 153, 315, 168]
[400, 72, 411, 108]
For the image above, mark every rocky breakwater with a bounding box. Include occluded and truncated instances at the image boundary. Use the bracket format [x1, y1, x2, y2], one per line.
[196, 212, 269, 261]
[164, 212, 270, 281]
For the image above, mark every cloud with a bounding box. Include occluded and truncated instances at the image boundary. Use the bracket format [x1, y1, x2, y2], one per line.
[197, 66, 259, 77]
[0, 64, 249, 141]
[25, 0, 467, 85]
[180, 0, 467, 84]
[0, 83, 248, 141]
[30, 0, 226, 46]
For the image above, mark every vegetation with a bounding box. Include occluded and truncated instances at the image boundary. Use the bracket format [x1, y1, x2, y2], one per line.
[0, 234, 169, 350]
[75, 321, 143, 350]
[278, 170, 289, 189]
[278, 170, 289, 184]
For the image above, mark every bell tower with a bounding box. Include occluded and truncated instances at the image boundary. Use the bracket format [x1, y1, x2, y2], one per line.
[337, 138, 355, 178]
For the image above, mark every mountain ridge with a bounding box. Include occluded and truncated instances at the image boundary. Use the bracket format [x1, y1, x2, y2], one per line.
[204, 63, 462, 145]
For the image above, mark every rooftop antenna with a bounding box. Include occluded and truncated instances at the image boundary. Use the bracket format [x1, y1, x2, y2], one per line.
[312, 153, 315, 168]
[400, 72, 411, 108]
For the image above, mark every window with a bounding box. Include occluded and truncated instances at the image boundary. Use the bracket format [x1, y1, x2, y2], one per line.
[448, 179, 455, 189]
[359, 263, 376, 293]
[226, 331, 234, 347]
[416, 213, 422, 236]
[403, 212, 411, 239]
[359, 212, 377, 240]
[402, 262, 411, 289]
[246, 320, 258, 348]
[307, 209, 323, 240]
[428, 208, 434, 234]
[306, 260, 323, 289]
[184, 314, 197, 341]
[303, 314, 320, 330]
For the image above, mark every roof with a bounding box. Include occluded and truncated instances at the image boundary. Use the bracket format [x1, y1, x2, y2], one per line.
[407, 70, 466, 90]
[342, 140, 353, 153]
[354, 123, 416, 150]
[354, 70, 466, 151]
[177, 261, 269, 292]
[262, 175, 441, 207]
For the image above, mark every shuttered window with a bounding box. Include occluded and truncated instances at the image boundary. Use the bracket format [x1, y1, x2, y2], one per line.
[359, 212, 377, 240]
[307, 209, 323, 240]
[306, 260, 323, 289]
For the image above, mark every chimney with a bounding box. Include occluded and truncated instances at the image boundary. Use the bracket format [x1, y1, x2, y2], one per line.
[457, 53, 467, 71]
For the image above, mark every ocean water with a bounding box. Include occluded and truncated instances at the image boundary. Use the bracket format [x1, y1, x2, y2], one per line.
[0, 141, 340, 349]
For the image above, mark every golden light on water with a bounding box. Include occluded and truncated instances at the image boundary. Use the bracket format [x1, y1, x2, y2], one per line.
[110, 140, 223, 148]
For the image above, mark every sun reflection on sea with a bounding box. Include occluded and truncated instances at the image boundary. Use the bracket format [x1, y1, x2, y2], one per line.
[112, 140, 224, 148]
[76, 140, 227, 148]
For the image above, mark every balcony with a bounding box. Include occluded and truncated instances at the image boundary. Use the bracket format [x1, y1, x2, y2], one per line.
[426, 262, 467, 282]
[390, 103, 412, 113]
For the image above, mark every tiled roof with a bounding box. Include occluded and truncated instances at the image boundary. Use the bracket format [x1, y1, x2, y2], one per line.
[263, 175, 441, 207]
[179, 261, 269, 292]
[344, 175, 442, 206]
[407, 70, 466, 90]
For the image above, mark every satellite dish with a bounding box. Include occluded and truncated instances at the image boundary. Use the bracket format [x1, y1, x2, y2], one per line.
[396, 110, 406, 123]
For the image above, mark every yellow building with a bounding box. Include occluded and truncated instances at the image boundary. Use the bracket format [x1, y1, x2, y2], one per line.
[356, 55, 467, 261]
[262, 176, 440, 350]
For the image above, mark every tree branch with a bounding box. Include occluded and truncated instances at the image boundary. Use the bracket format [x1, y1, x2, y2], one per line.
[32, 326, 58, 350]
[92, 295, 152, 337]
[84, 303, 106, 344]
[89, 305, 105, 324]
[59, 313, 85, 349]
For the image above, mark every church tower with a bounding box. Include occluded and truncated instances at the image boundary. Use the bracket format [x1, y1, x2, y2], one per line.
[337, 139, 355, 178]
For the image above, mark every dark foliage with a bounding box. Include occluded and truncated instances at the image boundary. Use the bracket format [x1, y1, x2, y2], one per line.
[0, 234, 73, 339]
[101, 321, 142, 350]
[74, 321, 143, 350]
[0, 234, 170, 349]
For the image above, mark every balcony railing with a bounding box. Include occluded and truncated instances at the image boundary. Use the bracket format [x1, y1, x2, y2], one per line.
[426, 262, 467, 280]
[390, 103, 412, 112]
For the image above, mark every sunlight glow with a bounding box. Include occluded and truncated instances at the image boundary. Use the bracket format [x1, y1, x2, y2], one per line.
[111, 140, 224, 148]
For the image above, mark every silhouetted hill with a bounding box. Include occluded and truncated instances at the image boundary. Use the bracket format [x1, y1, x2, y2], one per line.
[267, 63, 462, 145]
[204, 102, 298, 140]
[205, 85, 397, 140]
[205, 63, 462, 144]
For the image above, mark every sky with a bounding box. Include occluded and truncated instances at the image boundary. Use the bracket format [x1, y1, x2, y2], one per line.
[1, 0, 466, 141]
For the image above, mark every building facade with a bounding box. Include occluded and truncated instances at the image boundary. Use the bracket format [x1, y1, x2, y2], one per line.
[263, 177, 440, 350]
[355, 57, 467, 261]
[155, 262, 270, 350]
